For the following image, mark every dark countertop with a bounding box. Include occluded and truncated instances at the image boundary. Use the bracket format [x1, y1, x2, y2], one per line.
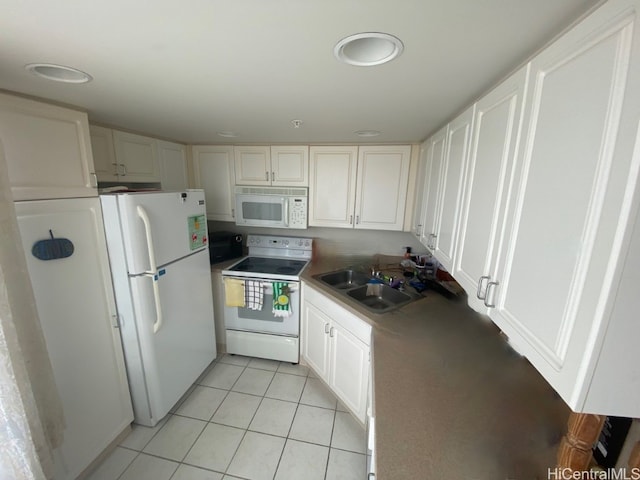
[301, 255, 570, 480]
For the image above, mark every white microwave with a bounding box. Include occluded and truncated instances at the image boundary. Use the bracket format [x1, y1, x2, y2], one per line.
[234, 186, 308, 229]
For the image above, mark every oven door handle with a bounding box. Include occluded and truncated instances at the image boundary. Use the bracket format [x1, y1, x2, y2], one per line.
[221, 276, 299, 294]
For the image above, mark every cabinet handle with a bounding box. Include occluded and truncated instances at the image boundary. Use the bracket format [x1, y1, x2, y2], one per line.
[484, 281, 499, 308]
[324, 323, 330, 334]
[415, 224, 422, 235]
[266, 171, 269, 181]
[477, 275, 490, 300]
[231, 209, 235, 219]
[329, 327, 335, 337]
[111, 162, 119, 175]
[271, 171, 275, 181]
[90, 172, 98, 188]
[120, 163, 127, 176]
[356, 215, 360, 225]
[350, 215, 353, 225]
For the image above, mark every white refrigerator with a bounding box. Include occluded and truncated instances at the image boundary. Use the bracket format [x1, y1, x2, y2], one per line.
[101, 190, 216, 427]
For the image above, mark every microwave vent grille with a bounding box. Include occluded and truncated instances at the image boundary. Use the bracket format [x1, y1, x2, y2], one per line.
[235, 186, 307, 197]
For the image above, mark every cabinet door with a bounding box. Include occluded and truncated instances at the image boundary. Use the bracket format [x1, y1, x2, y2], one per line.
[453, 67, 528, 313]
[355, 145, 411, 231]
[271, 145, 309, 186]
[193, 146, 236, 222]
[420, 129, 447, 247]
[113, 131, 160, 182]
[309, 146, 358, 228]
[158, 140, 188, 191]
[301, 300, 331, 381]
[0, 93, 97, 200]
[234, 146, 271, 185]
[410, 140, 430, 239]
[329, 321, 370, 422]
[89, 125, 119, 182]
[433, 106, 474, 271]
[489, 2, 640, 410]
[15, 198, 133, 480]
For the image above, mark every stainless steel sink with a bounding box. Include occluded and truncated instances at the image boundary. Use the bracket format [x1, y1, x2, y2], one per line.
[346, 284, 412, 312]
[313, 268, 421, 313]
[316, 269, 370, 289]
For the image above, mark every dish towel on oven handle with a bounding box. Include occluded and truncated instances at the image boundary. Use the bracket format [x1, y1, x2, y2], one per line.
[224, 278, 246, 308]
[272, 282, 292, 317]
[245, 280, 264, 310]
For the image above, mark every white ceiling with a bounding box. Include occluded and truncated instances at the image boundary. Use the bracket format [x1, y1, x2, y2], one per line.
[0, 0, 603, 145]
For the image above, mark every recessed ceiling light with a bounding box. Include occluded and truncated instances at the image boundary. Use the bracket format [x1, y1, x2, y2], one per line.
[355, 130, 381, 137]
[217, 131, 239, 138]
[334, 33, 404, 67]
[25, 63, 92, 84]
[291, 119, 303, 128]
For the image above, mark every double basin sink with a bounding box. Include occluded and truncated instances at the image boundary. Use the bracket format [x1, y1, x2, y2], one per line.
[313, 268, 420, 313]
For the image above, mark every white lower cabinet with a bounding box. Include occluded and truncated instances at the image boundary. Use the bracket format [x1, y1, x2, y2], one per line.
[301, 283, 371, 422]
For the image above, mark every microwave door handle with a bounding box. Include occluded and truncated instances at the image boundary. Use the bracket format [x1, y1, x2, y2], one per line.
[283, 198, 289, 227]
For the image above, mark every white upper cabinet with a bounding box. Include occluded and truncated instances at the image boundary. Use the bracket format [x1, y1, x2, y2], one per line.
[234, 145, 309, 186]
[112, 131, 161, 182]
[271, 145, 309, 186]
[0, 92, 97, 200]
[410, 140, 430, 239]
[419, 127, 447, 248]
[234, 146, 271, 185]
[193, 145, 236, 222]
[157, 140, 188, 191]
[487, 0, 640, 416]
[89, 125, 119, 182]
[309, 145, 411, 230]
[452, 67, 529, 313]
[432, 106, 475, 272]
[309, 146, 359, 228]
[355, 145, 412, 230]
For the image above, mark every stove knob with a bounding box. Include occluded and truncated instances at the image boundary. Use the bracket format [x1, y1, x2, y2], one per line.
[284, 240, 289, 246]
[255, 238, 261, 244]
[297, 239, 303, 246]
[305, 240, 310, 247]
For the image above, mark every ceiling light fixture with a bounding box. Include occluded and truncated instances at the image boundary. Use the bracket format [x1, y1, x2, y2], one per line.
[217, 131, 239, 138]
[25, 63, 92, 84]
[334, 32, 404, 66]
[355, 130, 381, 137]
[291, 119, 303, 128]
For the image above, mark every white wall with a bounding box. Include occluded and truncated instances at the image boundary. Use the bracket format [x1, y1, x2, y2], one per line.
[207, 221, 426, 257]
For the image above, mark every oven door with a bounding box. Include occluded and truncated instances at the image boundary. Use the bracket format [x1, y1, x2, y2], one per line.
[235, 194, 287, 228]
[223, 277, 300, 336]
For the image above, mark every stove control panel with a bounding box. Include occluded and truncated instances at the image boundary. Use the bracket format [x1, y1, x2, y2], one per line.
[247, 234, 313, 258]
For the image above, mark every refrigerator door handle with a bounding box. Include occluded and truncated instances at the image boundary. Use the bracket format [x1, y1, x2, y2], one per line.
[148, 273, 164, 333]
[136, 205, 158, 275]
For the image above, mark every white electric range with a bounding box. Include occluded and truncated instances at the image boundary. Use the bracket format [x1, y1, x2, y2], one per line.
[221, 234, 313, 363]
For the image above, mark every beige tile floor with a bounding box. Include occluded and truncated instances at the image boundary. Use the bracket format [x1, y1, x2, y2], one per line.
[86, 354, 367, 480]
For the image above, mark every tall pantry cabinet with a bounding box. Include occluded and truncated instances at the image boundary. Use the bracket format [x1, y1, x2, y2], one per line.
[0, 93, 133, 479]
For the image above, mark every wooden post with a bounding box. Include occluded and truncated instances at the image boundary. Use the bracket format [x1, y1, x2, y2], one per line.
[557, 412, 605, 471]
[628, 441, 640, 469]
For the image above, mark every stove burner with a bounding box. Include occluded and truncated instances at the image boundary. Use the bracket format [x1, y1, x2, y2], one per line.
[276, 266, 296, 274]
[226, 255, 308, 278]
